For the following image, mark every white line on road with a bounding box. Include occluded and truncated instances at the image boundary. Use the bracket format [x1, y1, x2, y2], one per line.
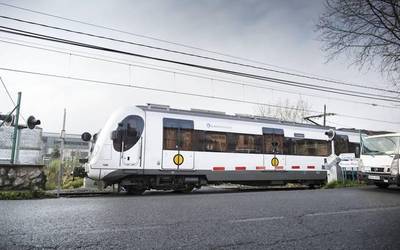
[230, 216, 285, 223]
[304, 206, 400, 217]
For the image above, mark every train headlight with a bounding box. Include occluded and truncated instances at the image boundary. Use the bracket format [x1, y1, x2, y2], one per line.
[390, 155, 399, 176]
[358, 159, 365, 172]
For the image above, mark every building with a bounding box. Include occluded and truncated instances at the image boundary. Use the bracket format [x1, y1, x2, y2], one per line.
[42, 132, 90, 164]
[0, 126, 90, 165]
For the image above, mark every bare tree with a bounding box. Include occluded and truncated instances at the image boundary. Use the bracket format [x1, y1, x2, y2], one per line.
[317, 0, 400, 87]
[256, 99, 311, 123]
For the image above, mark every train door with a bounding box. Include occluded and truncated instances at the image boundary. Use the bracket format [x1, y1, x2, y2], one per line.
[162, 118, 194, 170]
[111, 115, 144, 168]
[262, 128, 286, 170]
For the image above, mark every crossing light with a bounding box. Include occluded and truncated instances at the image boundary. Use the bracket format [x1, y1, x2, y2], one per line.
[0, 114, 14, 126]
[81, 132, 92, 142]
[325, 129, 336, 140]
[27, 116, 41, 129]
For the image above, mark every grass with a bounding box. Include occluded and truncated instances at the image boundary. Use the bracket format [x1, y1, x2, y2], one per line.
[324, 180, 365, 189]
[62, 177, 84, 189]
[44, 159, 84, 190]
[0, 190, 56, 200]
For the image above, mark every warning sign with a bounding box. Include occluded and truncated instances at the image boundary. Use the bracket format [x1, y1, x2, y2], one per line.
[173, 154, 184, 166]
[271, 157, 279, 167]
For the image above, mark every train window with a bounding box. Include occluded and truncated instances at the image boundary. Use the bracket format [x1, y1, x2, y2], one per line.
[163, 118, 194, 129]
[111, 115, 144, 152]
[204, 132, 227, 152]
[163, 128, 193, 151]
[263, 128, 284, 154]
[264, 134, 284, 154]
[233, 134, 262, 153]
[163, 128, 177, 150]
[349, 142, 360, 158]
[179, 129, 193, 150]
[284, 138, 330, 156]
[334, 135, 349, 155]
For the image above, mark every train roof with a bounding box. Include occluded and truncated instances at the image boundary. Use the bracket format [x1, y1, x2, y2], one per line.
[138, 103, 342, 132]
[365, 133, 400, 138]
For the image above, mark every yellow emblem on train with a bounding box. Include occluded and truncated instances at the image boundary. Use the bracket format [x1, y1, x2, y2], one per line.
[173, 153, 184, 166]
[271, 157, 279, 167]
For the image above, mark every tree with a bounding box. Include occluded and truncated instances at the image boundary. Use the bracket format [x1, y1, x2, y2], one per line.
[317, 0, 400, 87]
[256, 98, 311, 123]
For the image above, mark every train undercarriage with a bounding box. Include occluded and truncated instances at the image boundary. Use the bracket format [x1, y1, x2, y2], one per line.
[104, 173, 326, 195]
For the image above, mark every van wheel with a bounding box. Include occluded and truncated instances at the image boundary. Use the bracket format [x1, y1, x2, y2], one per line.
[375, 183, 389, 189]
[126, 187, 146, 195]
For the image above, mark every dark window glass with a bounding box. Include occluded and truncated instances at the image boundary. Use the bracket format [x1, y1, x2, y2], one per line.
[111, 115, 144, 152]
[264, 134, 284, 154]
[163, 128, 193, 151]
[233, 134, 262, 153]
[179, 129, 193, 150]
[284, 138, 330, 156]
[284, 138, 293, 155]
[334, 135, 349, 155]
[163, 128, 177, 150]
[349, 143, 360, 158]
[204, 132, 227, 152]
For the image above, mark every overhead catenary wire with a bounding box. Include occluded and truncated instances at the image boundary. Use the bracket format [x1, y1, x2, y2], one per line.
[0, 2, 389, 89]
[1, 26, 400, 104]
[0, 36, 398, 110]
[1, 15, 399, 95]
[0, 66, 321, 114]
[1, 66, 399, 125]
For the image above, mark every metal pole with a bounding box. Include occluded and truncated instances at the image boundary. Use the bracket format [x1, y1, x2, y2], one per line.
[323, 104, 326, 127]
[15, 129, 21, 164]
[57, 108, 66, 198]
[10, 92, 21, 164]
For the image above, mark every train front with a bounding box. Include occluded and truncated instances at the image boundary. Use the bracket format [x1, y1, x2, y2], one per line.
[83, 106, 145, 185]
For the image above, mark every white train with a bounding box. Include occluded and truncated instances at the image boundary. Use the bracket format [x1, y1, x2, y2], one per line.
[82, 104, 361, 194]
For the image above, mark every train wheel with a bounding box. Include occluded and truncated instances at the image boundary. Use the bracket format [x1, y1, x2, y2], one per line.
[375, 183, 389, 189]
[126, 187, 146, 195]
[173, 185, 194, 193]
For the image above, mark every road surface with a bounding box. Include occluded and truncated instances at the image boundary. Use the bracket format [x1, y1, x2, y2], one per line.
[1, 186, 400, 249]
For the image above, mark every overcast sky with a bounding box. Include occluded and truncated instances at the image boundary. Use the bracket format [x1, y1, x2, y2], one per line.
[0, 0, 399, 134]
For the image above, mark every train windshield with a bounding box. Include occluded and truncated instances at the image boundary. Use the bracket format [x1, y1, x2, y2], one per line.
[111, 115, 144, 152]
[362, 136, 400, 156]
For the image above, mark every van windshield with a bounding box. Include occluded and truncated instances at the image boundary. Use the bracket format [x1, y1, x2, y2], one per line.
[362, 136, 399, 155]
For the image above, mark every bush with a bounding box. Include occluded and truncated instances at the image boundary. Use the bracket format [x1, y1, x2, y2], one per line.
[45, 160, 60, 190]
[0, 190, 55, 200]
[62, 177, 84, 189]
[45, 158, 84, 190]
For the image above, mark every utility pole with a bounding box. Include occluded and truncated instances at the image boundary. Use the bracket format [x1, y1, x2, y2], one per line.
[10, 92, 21, 164]
[303, 105, 335, 127]
[57, 108, 66, 198]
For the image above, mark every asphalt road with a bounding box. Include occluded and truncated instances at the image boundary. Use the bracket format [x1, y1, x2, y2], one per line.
[1, 186, 400, 249]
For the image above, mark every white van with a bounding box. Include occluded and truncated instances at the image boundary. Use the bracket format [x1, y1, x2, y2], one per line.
[359, 133, 400, 188]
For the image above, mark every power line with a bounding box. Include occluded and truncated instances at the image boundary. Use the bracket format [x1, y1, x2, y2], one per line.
[1, 66, 399, 125]
[0, 36, 398, 110]
[1, 15, 399, 95]
[337, 114, 400, 125]
[1, 26, 400, 104]
[0, 66, 320, 114]
[0, 2, 387, 88]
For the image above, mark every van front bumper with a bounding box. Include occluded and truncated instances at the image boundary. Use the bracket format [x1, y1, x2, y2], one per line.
[358, 172, 400, 185]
